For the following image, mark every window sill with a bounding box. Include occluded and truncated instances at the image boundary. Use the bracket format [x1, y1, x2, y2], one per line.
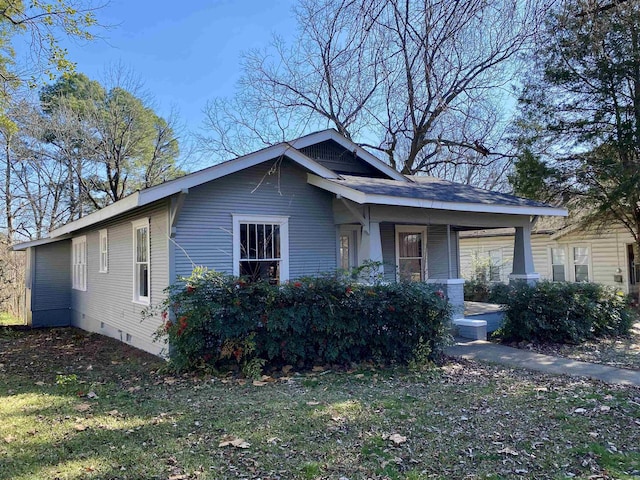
[132, 298, 150, 306]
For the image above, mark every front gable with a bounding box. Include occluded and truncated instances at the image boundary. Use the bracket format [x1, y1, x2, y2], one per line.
[299, 140, 390, 178]
[172, 158, 337, 281]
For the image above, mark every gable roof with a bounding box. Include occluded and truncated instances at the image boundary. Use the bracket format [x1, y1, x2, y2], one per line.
[308, 174, 568, 216]
[289, 129, 408, 182]
[46, 142, 340, 239]
[13, 129, 567, 250]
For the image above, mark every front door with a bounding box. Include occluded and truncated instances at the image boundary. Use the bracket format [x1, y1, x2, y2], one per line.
[339, 225, 359, 271]
[395, 226, 427, 282]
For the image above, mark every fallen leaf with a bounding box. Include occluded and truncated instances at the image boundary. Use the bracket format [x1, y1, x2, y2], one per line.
[260, 375, 275, 382]
[34, 381, 45, 386]
[252, 380, 268, 387]
[389, 433, 407, 445]
[107, 409, 119, 416]
[600, 406, 611, 412]
[74, 424, 88, 431]
[282, 365, 293, 374]
[163, 377, 176, 385]
[498, 447, 519, 456]
[127, 386, 142, 393]
[266, 437, 280, 444]
[74, 403, 92, 412]
[218, 435, 250, 449]
[4, 435, 15, 443]
[574, 408, 587, 414]
[312, 366, 325, 372]
[306, 401, 320, 406]
[86, 391, 98, 399]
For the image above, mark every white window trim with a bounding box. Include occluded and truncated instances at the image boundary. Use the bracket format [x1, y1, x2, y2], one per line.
[132, 218, 151, 305]
[569, 243, 592, 283]
[395, 225, 427, 282]
[232, 214, 289, 282]
[547, 245, 568, 282]
[99, 229, 108, 273]
[338, 224, 360, 271]
[488, 248, 503, 282]
[72, 236, 87, 291]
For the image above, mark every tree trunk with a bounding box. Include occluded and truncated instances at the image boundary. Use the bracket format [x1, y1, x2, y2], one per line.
[4, 134, 13, 243]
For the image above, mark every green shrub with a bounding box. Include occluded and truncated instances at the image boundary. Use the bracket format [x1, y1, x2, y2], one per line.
[499, 281, 634, 344]
[464, 280, 511, 304]
[464, 279, 491, 302]
[148, 268, 451, 372]
[488, 282, 511, 304]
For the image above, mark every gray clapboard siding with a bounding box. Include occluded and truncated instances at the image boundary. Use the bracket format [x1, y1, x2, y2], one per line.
[380, 223, 459, 282]
[70, 202, 169, 355]
[427, 225, 450, 279]
[380, 223, 397, 282]
[451, 231, 460, 278]
[31, 240, 71, 327]
[173, 158, 337, 280]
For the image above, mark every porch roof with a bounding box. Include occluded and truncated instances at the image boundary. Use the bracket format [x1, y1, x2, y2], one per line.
[308, 174, 568, 217]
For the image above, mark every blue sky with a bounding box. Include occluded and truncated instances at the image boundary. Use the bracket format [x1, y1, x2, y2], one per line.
[22, 0, 297, 148]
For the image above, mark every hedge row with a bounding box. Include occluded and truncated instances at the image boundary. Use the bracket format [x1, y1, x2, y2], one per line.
[499, 281, 634, 344]
[463, 279, 511, 304]
[151, 268, 451, 372]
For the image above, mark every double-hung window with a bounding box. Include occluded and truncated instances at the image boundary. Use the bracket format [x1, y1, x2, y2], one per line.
[488, 249, 502, 282]
[132, 219, 150, 304]
[573, 246, 590, 282]
[232, 215, 289, 284]
[72, 236, 87, 291]
[99, 229, 108, 273]
[550, 247, 566, 281]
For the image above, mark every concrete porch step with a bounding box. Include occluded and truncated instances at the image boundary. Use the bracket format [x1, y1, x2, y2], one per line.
[453, 318, 487, 341]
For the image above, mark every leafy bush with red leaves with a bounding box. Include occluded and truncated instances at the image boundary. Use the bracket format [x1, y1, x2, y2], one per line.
[147, 268, 451, 372]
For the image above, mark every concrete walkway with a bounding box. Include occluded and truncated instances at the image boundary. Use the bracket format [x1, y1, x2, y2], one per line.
[446, 339, 640, 387]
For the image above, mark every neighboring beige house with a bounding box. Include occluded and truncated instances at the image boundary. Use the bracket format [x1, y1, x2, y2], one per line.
[459, 217, 640, 297]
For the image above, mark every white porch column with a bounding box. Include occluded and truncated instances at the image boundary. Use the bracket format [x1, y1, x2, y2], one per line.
[509, 224, 540, 285]
[358, 221, 384, 281]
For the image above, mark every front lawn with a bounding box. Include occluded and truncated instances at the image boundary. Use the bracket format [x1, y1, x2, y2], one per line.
[1, 327, 639, 479]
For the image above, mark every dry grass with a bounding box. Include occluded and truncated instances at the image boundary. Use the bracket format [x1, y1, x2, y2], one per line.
[0, 312, 23, 326]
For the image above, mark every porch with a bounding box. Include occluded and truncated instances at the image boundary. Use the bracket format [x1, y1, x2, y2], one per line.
[333, 198, 540, 332]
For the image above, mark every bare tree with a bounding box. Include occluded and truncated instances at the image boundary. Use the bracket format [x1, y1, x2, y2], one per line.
[201, 0, 552, 186]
